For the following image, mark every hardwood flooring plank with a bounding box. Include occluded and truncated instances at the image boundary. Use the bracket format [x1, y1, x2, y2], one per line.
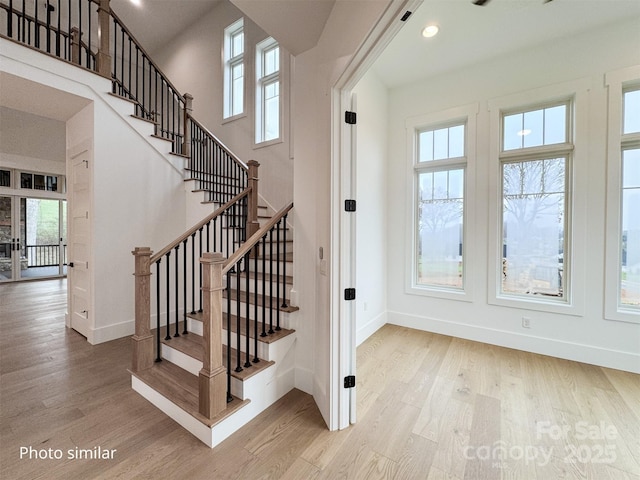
[2, 281, 639, 480]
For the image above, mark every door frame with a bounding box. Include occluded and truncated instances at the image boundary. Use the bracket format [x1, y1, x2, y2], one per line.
[329, 0, 423, 430]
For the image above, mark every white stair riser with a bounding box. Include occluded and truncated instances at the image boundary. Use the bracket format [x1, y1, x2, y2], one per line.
[187, 318, 293, 362]
[226, 275, 292, 297]
[222, 299, 292, 325]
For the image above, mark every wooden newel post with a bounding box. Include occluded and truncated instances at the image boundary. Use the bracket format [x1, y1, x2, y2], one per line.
[199, 252, 227, 419]
[183, 93, 194, 157]
[96, 0, 112, 78]
[70, 27, 81, 65]
[132, 247, 154, 371]
[247, 160, 260, 240]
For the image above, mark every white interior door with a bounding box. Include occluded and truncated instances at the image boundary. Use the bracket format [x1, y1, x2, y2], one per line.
[67, 142, 92, 339]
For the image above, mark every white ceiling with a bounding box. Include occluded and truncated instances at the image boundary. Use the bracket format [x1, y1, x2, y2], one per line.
[372, 0, 640, 88]
[111, 0, 336, 57]
[110, 0, 223, 54]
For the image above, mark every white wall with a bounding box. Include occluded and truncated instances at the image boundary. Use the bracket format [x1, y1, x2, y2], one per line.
[292, 0, 391, 428]
[385, 18, 640, 372]
[2, 38, 187, 344]
[152, 0, 293, 212]
[352, 71, 389, 345]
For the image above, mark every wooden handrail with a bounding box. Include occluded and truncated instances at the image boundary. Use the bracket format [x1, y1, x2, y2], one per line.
[150, 187, 251, 263]
[110, 8, 187, 106]
[188, 114, 248, 172]
[223, 202, 293, 274]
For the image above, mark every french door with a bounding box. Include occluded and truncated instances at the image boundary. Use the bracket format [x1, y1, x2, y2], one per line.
[0, 195, 67, 282]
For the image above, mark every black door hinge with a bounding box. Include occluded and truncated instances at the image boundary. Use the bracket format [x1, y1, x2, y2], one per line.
[345, 199, 356, 212]
[344, 375, 356, 388]
[345, 111, 357, 125]
[344, 288, 356, 301]
[400, 11, 412, 22]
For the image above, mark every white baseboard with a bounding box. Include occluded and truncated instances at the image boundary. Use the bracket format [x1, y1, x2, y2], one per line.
[356, 311, 387, 346]
[387, 311, 640, 374]
[89, 319, 135, 344]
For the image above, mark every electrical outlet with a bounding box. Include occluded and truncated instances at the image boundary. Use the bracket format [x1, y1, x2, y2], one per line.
[522, 316, 531, 329]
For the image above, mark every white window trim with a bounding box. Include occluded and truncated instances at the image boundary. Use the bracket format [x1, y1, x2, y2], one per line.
[405, 103, 478, 302]
[255, 37, 281, 146]
[487, 79, 589, 316]
[604, 65, 640, 324]
[223, 18, 244, 121]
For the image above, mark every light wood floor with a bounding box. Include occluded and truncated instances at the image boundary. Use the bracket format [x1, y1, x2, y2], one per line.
[1, 280, 639, 479]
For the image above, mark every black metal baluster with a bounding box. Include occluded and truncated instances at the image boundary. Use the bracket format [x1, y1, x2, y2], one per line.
[206, 220, 210, 254]
[226, 275, 232, 402]
[21, 0, 25, 42]
[78, 0, 83, 65]
[34, 0, 39, 49]
[174, 245, 180, 337]
[282, 213, 289, 309]
[268, 228, 274, 334]
[164, 251, 171, 341]
[235, 268, 242, 372]
[68, 0, 72, 60]
[155, 259, 161, 362]
[260, 235, 267, 337]
[213, 217, 218, 253]
[190, 232, 196, 314]
[198, 227, 203, 312]
[55, 0, 60, 56]
[244, 252, 251, 368]
[276, 219, 281, 331]
[253, 248, 259, 362]
[7, 0, 13, 38]
[128, 37, 132, 96]
[182, 238, 188, 335]
[86, 0, 91, 68]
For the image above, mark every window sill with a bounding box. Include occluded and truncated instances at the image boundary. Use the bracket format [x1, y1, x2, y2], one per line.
[406, 283, 473, 303]
[604, 306, 640, 324]
[489, 293, 583, 317]
[254, 137, 283, 150]
[222, 112, 246, 125]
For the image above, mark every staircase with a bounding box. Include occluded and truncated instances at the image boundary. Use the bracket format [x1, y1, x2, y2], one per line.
[130, 203, 298, 447]
[0, 0, 298, 447]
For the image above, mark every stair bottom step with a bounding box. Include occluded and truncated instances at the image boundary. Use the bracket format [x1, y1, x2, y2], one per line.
[130, 361, 248, 428]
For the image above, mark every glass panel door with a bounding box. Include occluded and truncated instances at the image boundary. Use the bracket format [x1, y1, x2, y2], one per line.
[20, 198, 66, 280]
[0, 196, 67, 281]
[0, 196, 14, 281]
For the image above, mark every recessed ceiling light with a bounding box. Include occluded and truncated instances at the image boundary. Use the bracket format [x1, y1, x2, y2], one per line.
[422, 25, 439, 38]
[130, 0, 142, 7]
[517, 129, 532, 136]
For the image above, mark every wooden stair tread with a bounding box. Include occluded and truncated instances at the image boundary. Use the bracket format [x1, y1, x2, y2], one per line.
[159, 331, 275, 381]
[130, 362, 249, 428]
[223, 289, 299, 313]
[186, 312, 295, 344]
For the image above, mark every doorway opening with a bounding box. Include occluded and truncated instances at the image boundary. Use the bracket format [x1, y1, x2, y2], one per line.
[0, 195, 67, 282]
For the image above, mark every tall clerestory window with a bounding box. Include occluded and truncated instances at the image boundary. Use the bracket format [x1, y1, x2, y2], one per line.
[500, 101, 572, 301]
[223, 18, 244, 119]
[415, 122, 466, 289]
[255, 37, 280, 143]
[619, 87, 640, 309]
